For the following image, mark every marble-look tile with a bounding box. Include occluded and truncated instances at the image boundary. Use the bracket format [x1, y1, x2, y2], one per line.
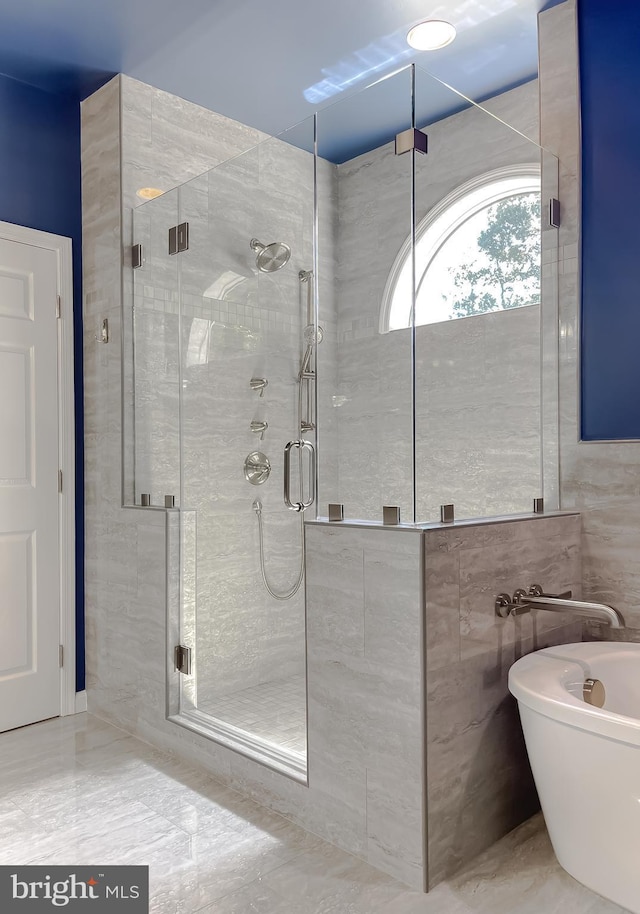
[306, 524, 425, 885]
[424, 614, 582, 887]
[426, 645, 537, 887]
[259, 840, 403, 911]
[363, 537, 422, 671]
[457, 529, 581, 660]
[580, 498, 640, 625]
[0, 797, 39, 844]
[366, 766, 425, 890]
[305, 525, 366, 655]
[136, 522, 167, 605]
[3, 715, 625, 914]
[479, 80, 540, 144]
[424, 514, 580, 556]
[309, 643, 423, 783]
[425, 551, 461, 670]
[424, 512, 583, 888]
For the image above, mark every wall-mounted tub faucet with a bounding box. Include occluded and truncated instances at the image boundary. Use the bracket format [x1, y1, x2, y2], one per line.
[250, 377, 268, 397]
[495, 583, 625, 628]
[250, 419, 268, 441]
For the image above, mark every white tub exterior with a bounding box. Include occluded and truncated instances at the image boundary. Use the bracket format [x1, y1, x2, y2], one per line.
[509, 642, 640, 913]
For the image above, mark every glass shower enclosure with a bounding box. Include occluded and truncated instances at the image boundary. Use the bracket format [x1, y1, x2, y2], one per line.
[125, 64, 559, 779]
[130, 118, 317, 779]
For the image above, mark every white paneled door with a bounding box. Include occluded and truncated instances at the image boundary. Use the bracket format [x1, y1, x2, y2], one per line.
[0, 235, 61, 732]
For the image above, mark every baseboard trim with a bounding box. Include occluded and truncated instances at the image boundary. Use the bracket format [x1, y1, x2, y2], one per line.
[74, 691, 88, 713]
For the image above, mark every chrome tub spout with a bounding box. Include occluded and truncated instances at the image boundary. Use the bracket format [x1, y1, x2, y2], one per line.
[524, 595, 625, 628]
[496, 584, 626, 628]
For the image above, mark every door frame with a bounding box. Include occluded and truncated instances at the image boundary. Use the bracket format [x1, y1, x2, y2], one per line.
[0, 220, 76, 718]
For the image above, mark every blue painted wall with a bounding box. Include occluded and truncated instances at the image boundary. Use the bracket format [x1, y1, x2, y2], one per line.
[0, 74, 84, 690]
[579, 1, 640, 439]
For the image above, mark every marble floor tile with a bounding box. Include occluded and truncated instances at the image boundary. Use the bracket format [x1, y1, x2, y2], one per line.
[0, 714, 628, 914]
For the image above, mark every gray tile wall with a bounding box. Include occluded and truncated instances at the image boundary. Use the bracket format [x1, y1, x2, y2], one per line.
[424, 513, 582, 887]
[305, 524, 425, 888]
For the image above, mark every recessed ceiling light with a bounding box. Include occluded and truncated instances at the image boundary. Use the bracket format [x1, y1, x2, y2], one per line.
[136, 187, 164, 200]
[407, 19, 457, 51]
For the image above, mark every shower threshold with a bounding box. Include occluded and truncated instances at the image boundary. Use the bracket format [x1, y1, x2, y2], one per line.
[169, 706, 308, 784]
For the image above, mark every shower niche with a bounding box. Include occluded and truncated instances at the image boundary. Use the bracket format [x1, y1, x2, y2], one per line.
[126, 64, 559, 779]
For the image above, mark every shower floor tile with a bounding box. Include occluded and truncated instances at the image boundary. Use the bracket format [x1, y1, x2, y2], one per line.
[198, 674, 307, 757]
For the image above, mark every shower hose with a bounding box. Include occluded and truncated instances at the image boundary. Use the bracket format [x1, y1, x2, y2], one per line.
[253, 499, 304, 601]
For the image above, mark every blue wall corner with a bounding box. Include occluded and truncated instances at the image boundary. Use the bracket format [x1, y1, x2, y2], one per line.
[0, 74, 85, 690]
[579, 1, 640, 440]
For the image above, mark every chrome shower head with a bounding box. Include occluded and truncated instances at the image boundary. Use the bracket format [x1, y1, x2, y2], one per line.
[300, 323, 324, 375]
[250, 238, 291, 273]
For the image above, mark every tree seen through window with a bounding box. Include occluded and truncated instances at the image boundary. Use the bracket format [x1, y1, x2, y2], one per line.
[443, 194, 541, 319]
[382, 168, 542, 331]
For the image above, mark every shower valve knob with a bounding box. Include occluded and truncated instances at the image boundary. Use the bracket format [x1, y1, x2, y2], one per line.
[250, 420, 268, 440]
[250, 377, 268, 397]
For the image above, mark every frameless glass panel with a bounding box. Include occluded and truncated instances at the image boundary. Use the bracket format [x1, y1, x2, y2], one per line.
[130, 188, 180, 507]
[316, 66, 415, 523]
[540, 148, 560, 512]
[175, 122, 315, 777]
[409, 66, 558, 521]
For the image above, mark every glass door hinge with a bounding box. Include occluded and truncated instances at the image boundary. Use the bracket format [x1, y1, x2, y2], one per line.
[169, 222, 189, 255]
[132, 243, 144, 269]
[395, 128, 428, 155]
[175, 644, 192, 675]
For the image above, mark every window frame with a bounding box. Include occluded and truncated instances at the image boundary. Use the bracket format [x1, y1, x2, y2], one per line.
[379, 163, 542, 333]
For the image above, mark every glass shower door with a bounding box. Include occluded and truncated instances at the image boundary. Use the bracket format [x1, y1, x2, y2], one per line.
[173, 123, 316, 778]
[130, 187, 181, 507]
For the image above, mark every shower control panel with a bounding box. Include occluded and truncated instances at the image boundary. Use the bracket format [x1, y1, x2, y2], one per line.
[244, 451, 271, 486]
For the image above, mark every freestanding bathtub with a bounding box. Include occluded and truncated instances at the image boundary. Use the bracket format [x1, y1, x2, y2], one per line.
[509, 641, 640, 913]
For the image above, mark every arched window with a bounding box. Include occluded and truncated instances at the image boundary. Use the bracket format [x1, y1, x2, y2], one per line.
[380, 164, 541, 332]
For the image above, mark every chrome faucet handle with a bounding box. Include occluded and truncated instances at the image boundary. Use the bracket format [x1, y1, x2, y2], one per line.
[250, 420, 268, 441]
[495, 594, 513, 618]
[528, 584, 572, 599]
[495, 592, 531, 618]
[250, 378, 268, 397]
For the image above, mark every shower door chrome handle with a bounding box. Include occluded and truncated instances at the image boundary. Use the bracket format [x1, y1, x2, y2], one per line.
[284, 439, 315, 512]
